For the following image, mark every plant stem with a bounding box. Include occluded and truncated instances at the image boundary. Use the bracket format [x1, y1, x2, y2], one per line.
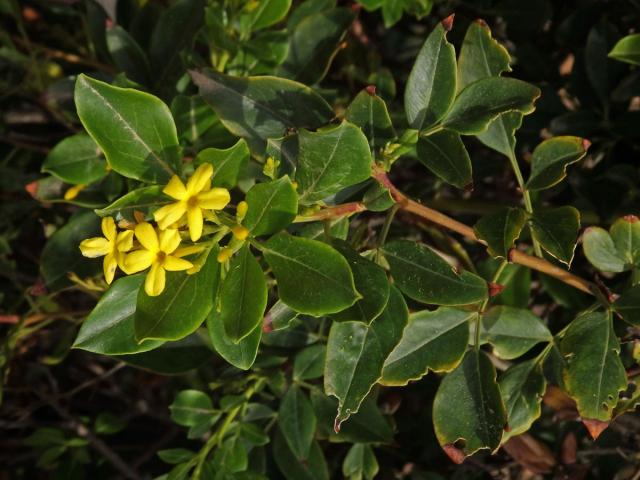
[376, 204, 399, 263]
[475, 259, 508, 351]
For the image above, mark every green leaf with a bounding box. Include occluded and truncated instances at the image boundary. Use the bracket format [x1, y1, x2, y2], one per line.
[171, 95, 220, 143]
[330, 240, 390, 323]
[432, 350, 507, 461]
[404, 22, 456, 131]
[297, 121, 372, 204]
[74, 74, 180, 183]
[499, 359, 546, 441]
[192, 69, 333, 150]
[158, 448, 195, 465]
[474, 207, 527, 259]
[278, 7, 355, 85]
[73, 275, 163, 355]
[42, 133, 107, 185]
[195, 139, 250, 189]
[273, 430, 328, 480]
[243, 176, 298, 237]
[94, 185, 169, 222]
[609, 33, 640, 66]
[278, 385, 316, 460]
[614, 285, 640, 326]
[41, 211, 101, 290]
[106, 24, 151, 86]
[561, 311, 626, 421]
[119, 334, 213, 374]
[586, 21, 623, 102]
[293, 344, 326, 381]
[610, 215, 640, 267]
[582, 226, 626, 273]
[382, 239, 488, 305]
[246, 0, 292, 30]
[416, 130, 471, 189]
[342, 444, 378, 480]
[362, 183, 395, 212]
[477, 112, 523, 159]
[442, 77, 540, 135]
[480, 306, 552, 360]
[219, 245, 267, 342]
[530, 206, 580, 266]
[134, 248, 220, 341]
[325, 286, 408, 427]
[345, 88, 396, 149]
[170, 390, 216, 427]
[207, 311, 262, 370]
[527, 136, 589, 191]
[263, 233, 359, 315]
[381, 307, 471, 386]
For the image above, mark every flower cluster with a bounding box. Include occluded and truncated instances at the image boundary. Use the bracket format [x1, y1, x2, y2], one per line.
[79, 164, 232, 296]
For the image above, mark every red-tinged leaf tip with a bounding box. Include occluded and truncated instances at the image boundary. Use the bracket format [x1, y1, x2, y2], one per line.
[442, 14, 455, 32]
[504, 422, 511, 432]
[442, 444, 466, 464]
[30, 278, 47, 296]
[105, 18, 114, 29]
[507, 248, 516, 263]
[476, 18, 488, 27]
[22, 6, 40, 22]
[582, 138, 591, 151]
[365, 85, 377, 96]
[623, 215, 639, 223]
[333, 416, 342, 434]
[25, 181, 38, 198]
[0, 315, 20, 324]
[608, 292, 620, 303]
[463, 182, 474, 193]
[350, 3, 362, 12]
[583, 418, 609, 440]
[489, 282, 505, 297]
[262, 315, 273, 333]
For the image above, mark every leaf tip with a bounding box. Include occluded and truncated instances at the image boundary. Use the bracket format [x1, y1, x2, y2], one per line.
[463, 182, 474, 193]
[333, 415, 342, 434]
[488, 282, 505, 297]
[441, 13, 455, 32]
[582, 138, 591, 151]
[623, 214, 639, 224]
[583, 418, 609, 440]
[475, 18, 488, 28]
[442, 443, 466, 464]
[365, 85, 377, 96]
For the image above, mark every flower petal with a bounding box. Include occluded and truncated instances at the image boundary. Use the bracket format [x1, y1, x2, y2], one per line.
[186, 163, 213, 195]
[135, 222, 159, 252]
[101, 217, 117, 241]
[103, 253, 118, 284]
[154, 201, 187, 230]
[197, 188, 231, 210]
[163, 255, 193, 271]
[187, 206, 204, 241]
[145, 263, 166, 297]
[123, 250, 154, 273]
[79, 237, 111, 258]
[163, 175, 187, 200]
[174, 245, 205, 257]
[116, 251, 131, 274]
[159, 228, 181, 254]
[116, 230, 134, 252]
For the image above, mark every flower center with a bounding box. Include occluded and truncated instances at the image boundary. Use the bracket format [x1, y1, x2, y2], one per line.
[187, 196, 199, 208]
[156, 251, 167, 265]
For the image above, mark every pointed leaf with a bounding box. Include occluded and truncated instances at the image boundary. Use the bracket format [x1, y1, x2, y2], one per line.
[474, 207, 527, 259]
[416, 130, 471, 189]
[382, 239, 488, 305]
[582, 226, 626, 273]
[106, 24, 151, 86]
[297, 121, 372, 204]
[278, 386, 316, 460]
[245, 0, 292, 30]
[477, 112, 523, 159]
[527, 136, 589, 191]
[74, 74, 180, 183]
[42, 133, 107, 185]
[325, 286, 408, 426]
[263, 233, 359, 315]
[404, 22, 456, 131]
[95, 186, 169, 222]
[243, 176, 298, 237]
[561, 311, 626, 421]
[293, 344, 326, 381]
[530, 206, 580, 266]
[609, 33, 640, 66]
[342, 444, 378, 480]
[381, 307, 472, 386]
[273, 430, 328, 480]
[345, 88, 396, 149]
[195, 139, 250, 189]
[208, 311, 262, 370]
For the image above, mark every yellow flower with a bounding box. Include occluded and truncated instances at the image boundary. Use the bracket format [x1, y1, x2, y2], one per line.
[79, 217, 134, 284]
[124, 222, 194, 297]
[64, 184, 86, 200]
[153, 163, 230, 241]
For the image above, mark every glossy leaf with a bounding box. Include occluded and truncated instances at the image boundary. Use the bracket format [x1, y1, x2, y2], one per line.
[474, 207, 527, 258]
[73, 275, 163, 355]
[442, 77, 540, 135]
[345, 88, 396, 149]
[296, 121, 372, 204]
[362, 183, 395, 212]
[134, 248, 219, 341]
[609, 33, 640, 66]
[582, 226, 626, 273]
[75, 74, 180, 183]
[416, 130, 471, 189]
[527, 136, 589, 191]
[342, 443, 378, 480]
[192, 69, 333, 150]
[480, 306, 552, 359]
[477, 112, 523, 159]
[330, 240, 390, 323]
[381, 307, 471, 386]
[404, 22, 456, 131]
[432, 350, 507, 461]
[273, 430, 328, 480]
[42, 133, 107, 185]
[263, 233, 359, 315]
[207, 312, 262, 370]
[325, 286, 408, 427]
[530, 206, 580, 266]
[95, 186, 169, 222]
[246, 0, 292, 30]
[293, 344, 326, 381]
[614, 285, 640, 326]
[219, 245, 267, 342]
[171, 94, 219, 143]
[119, 334, 213, 374]
[243, 176, 298, 237]
[170, 390, 216, 427]
[561, 311, 626, 421]
[610, 215, 640, 267]
[278, 386, 316, 460]
[382, 239, 488, 305]
[106, 24, 150, 86]
[499, 359, 547, 441]
[195, 139, 250, 189]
